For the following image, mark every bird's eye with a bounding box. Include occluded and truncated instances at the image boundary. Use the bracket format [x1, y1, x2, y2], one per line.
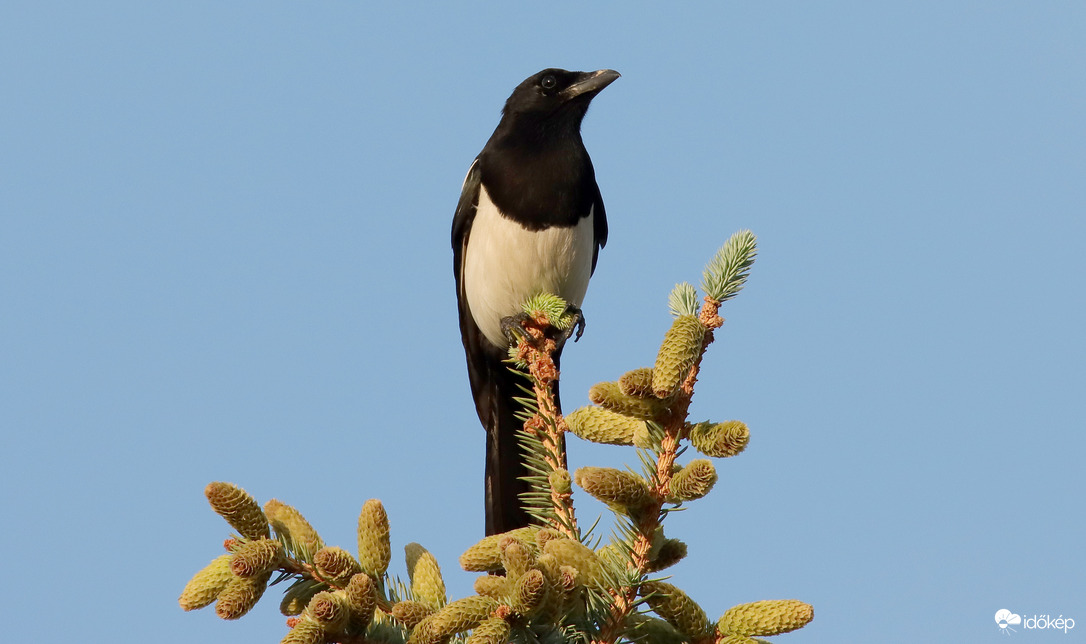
[540, 75, 557, 91]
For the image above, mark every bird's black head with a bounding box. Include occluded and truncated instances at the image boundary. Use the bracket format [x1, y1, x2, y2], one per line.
[500, 68, 620, 130]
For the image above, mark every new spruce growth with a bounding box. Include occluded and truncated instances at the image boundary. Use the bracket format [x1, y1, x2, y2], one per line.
[180, 230, 814, 643]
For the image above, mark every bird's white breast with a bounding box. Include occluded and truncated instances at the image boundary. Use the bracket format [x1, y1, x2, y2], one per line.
[463, 185, 595, 348]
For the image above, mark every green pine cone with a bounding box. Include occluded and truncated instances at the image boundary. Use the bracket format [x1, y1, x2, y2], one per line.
[459, 527, 538, 572]
[205, 482, 270, 540]
[648, 538, 688, 572]
[534, 528, 564, 550]
[558, 565, 578, 592]
[717, 599, 814, 637]
[500, 538, 533, 580]
[280, 594, 308, 617]
[472, 574, 509, 599]
[618, 367, 656, 398]
[574, 467, 651, 508]
[717, 636, 758, 644]
[357, 499, 391, 577]
[548, 468, 572, 494]
[406, 618, 440, 644]
[565, 406, 649, 446]
[314, 546, 363, 585]
[651, 315, 706, 399]
[640, 581, 713, 641]
[542, 538, 599, 585]
[215, 571, 271, 620]
[533, 553, 565, 614]
[280, 579, 325, 616]
[689, 420, 750, 458]
[306, 591, 350, 633]
[280, 617, 326, 644]
[534, 552, 561, 587]
[393, 600, 436, 628]
[264, 499, 324, 555]
[230, 538, 283, 578]
[589, 381, 671, 420]
[667, 459, 718, 502]
[179, 554, 234, 611]
[406, 543, 447, 609]
[465, 616, 511, 644]
[425, 595, 500, 640]
[344, 573, 377, 629]
[625, 614, 687, 644]
[510, 569, 548, 616]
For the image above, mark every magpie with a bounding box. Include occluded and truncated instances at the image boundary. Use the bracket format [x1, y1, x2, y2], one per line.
[452, 68, 619, 535]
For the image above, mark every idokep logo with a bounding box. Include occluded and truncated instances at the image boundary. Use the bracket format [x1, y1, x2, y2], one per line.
[995, 609, 1076, 635]
[996, 609, 1022, 634]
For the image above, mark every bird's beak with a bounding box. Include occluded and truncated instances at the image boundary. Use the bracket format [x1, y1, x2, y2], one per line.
[562, 69, 621, 99]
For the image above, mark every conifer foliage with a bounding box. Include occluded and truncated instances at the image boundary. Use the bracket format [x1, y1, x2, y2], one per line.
[180, 230, 813, 643]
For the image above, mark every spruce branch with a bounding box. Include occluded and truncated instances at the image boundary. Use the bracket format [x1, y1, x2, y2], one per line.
[588, 234, 759, 644]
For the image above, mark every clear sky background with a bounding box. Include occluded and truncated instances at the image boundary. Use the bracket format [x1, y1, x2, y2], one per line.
[3, 2, 1084, 643]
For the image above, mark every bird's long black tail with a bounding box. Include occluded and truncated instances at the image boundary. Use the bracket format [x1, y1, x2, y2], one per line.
[480, 357, 532, 535]
[483, 363, 532, 535]
[477, 351, 564, 536]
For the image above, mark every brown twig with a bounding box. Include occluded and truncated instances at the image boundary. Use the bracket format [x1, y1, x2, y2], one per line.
[515, 311, 580, 539]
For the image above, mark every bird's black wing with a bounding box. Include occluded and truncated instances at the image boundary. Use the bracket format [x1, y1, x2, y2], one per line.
[451, 159, 494, 422]
[591, 180, 608, 273]
[452, 159, 533, 535]
[451, 159, 495, 417]
[452, 158, 482, 334]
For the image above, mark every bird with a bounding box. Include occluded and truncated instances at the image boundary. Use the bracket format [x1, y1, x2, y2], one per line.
[452, 68, 619, 535]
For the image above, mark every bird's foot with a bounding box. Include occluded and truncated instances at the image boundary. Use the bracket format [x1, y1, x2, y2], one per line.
[502, 306, 586, 348]
[563, 305, 586, 343]
[501, 312, 535, 347]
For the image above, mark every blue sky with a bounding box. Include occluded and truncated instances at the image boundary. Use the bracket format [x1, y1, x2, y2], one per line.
[3, 2, 1084, 642]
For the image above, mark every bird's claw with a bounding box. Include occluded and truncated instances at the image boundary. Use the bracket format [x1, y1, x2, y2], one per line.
[501, 312, 534, 347]
[564, 306, 586, 343]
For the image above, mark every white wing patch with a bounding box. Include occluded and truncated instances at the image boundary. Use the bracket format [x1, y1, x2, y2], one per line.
[463, 185, 595, 348]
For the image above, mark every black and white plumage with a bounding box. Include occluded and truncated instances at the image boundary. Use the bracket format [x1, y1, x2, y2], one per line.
[452, 68, 619, 535]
